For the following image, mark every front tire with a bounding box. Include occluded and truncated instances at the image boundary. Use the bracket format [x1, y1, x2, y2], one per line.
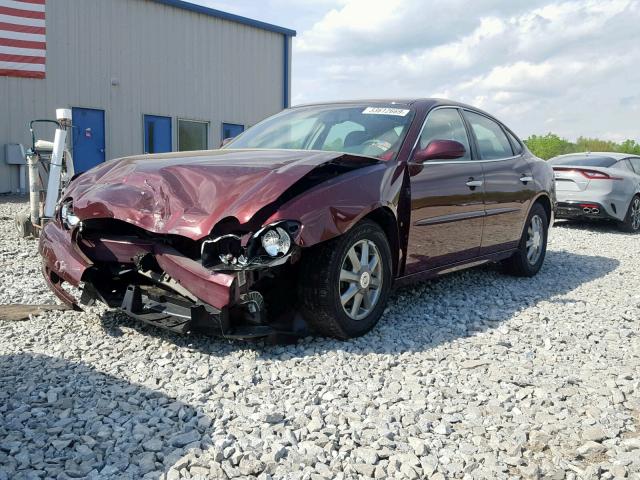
[503, 203, 549, 277]
[619, 195, 640, 233]
[298, 220, 393, 339]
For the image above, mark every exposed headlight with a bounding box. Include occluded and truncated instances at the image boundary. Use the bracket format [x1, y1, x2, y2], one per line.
[261, 227, 291, 257]
[60, 202, 80, 229]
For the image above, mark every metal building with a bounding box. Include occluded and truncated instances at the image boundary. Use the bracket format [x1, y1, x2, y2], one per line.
[0, 0, 295, 193]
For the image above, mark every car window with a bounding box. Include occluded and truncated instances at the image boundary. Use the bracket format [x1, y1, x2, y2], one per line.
[506, 130, 523, 155]
[418, 108, 471, 160]
[549, 155, 617, 167]
[465, 111, 513, 160]
[612, 160, 634, 172]
[320, 121, 365, 151]
[629, 158, 640, 174]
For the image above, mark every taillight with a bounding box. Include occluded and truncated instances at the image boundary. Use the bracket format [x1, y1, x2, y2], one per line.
[553, 168, 621, 180]
[579, 170, 614, 179]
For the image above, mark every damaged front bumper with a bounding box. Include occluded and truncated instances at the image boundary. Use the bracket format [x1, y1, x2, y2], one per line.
[39, 221, 279, 338]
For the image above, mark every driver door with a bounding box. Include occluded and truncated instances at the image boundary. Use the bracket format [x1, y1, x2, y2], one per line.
[405, 108, 485, 275]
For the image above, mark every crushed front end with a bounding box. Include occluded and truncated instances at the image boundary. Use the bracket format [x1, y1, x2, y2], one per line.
[39, 202, 303, 338]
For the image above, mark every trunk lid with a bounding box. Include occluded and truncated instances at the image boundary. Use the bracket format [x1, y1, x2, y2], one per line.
[552, 167, 591, 192]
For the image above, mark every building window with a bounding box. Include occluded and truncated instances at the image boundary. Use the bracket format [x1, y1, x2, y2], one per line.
[222, 123, 244, 141]
[178, 119, 208, 151]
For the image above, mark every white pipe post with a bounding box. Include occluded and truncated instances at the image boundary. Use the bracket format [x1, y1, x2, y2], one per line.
[27, 153, 40, 225]
[43, 128, 67, 218]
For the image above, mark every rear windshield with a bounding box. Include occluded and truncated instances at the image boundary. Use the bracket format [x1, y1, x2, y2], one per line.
[549, 155, 617, 167]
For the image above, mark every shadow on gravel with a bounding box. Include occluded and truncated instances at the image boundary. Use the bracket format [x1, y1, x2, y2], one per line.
[95, 250, 620, 359]
[0, 353, 212, 479]
[554, 219, 630, 234]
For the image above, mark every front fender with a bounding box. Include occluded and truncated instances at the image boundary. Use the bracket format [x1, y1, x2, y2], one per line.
[266, 163, 401, 247]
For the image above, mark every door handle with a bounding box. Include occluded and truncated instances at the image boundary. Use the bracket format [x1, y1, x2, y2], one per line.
[520, 175, 533, 183]
[466, 179, 483, 188]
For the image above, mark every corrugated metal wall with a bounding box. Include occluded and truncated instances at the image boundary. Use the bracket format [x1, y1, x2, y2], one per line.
[0, 0, 288, 193]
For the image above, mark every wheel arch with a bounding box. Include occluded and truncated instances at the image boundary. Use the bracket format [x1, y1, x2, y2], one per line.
[531, 193, 553, 226]
[265, 162, 403, 262]
[362, 206, 400, 277]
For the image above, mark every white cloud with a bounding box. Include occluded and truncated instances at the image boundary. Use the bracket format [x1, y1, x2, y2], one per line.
[291, 0, 640, 141]
[296, 0, 404, 53]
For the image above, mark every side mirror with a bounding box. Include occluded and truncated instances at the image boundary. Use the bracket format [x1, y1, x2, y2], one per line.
[220, 137, 234, 148]
[413, 139, 466, 163]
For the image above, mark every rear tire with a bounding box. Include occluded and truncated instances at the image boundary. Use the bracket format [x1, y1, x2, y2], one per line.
[503, 203, 548, 277]
[619, 195, 640, 233]
[298, 220, 393, 339]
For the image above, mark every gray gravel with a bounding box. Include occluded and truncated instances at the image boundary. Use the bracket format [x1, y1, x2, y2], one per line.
[0, 195, 638, 480]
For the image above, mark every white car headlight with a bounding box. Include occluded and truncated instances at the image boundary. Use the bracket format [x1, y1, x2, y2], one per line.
[60, 202, 80, 229]
[261, 227, 291, 257]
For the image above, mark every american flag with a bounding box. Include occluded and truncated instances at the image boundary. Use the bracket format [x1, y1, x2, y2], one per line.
[0, 0, 45, 79]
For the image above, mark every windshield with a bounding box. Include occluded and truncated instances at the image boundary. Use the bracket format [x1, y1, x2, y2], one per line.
[549, 155, 617, 167]
[225, 104, 415, 161]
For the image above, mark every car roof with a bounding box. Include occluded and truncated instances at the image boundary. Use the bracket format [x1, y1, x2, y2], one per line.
[291, 98, 479, 110]
[289, 98, 527, 143]
[552, 152, 640, 161]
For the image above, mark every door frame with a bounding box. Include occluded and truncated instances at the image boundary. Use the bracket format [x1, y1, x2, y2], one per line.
[403, 106, 486, 274]
[71, 106, 106, 172]
[142, 113, 173, 154]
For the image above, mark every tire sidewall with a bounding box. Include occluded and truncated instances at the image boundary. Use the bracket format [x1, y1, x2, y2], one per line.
[518, 203, 549, 275]
[327, 221, 393, 338]
[623, 195, 640, 233]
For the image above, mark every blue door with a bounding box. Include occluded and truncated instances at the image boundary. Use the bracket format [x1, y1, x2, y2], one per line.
[222, 122, 244, 140]
[144, 115, 172, 153]
[72, 107, 106, 173]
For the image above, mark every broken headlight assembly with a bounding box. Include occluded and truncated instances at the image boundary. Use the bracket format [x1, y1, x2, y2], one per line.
[201, 221, 300, 271]
[59, 200, 80, 230]
[261, 226, 291, 257]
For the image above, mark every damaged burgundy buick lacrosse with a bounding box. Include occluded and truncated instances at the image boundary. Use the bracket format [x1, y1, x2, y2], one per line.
[39, 99, 555, 339]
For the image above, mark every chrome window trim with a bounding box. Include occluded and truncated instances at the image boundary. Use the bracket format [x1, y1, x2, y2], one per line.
[461, 108, 517, 161]
[417, 155, 522, 165]
[409, 105, 523, 164]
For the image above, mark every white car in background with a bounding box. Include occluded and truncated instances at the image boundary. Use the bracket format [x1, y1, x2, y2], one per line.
[550, 152, 640, 232]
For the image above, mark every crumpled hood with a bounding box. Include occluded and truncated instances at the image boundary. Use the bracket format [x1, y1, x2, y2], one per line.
[65, 148, 379, 240]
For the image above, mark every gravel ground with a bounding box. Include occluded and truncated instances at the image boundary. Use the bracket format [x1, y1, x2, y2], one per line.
[0, 195, 638, 480]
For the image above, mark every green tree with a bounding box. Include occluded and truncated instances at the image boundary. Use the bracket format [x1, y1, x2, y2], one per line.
[618, 139, 640, 155]
[523, 133, 640, 160]
[575, 136, 618, 153]
[523, 133, 575, 160]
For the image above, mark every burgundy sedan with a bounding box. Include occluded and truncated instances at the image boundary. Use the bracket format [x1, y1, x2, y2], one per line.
[40, 99, 555, 339]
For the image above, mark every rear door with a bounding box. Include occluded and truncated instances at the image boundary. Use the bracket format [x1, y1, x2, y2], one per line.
[462, 110, 532, 254]
[405, 107, 485, 275]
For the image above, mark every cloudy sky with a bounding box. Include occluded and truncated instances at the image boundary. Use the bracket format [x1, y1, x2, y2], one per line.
[197, 0, 639, 142]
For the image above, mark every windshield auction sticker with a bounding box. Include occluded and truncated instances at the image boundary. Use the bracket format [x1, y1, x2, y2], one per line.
[362, 107, 410, 116]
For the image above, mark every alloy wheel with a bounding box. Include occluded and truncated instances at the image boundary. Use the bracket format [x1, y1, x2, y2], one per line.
[632, 197, 640, 231]
[339, 239, 383, 321]
[526, 214, 544, 265]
